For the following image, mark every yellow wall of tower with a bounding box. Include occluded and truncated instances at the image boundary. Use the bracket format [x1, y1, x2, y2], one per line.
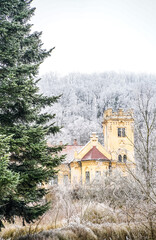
[102, 108, 134, 163]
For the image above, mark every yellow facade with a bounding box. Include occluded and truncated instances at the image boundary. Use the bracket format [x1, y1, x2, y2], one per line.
[103, 108, 134, 163]
[70, 134, 111, 185]
[51, 108, 135, 186]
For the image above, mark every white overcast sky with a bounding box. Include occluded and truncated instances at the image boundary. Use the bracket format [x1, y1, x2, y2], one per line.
[31, 0, 156, 76]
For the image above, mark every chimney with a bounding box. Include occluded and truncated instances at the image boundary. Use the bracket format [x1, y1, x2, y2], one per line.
[73, 139, 78, 146]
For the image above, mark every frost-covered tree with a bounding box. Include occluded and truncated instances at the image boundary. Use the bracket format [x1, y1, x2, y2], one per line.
[39, 72, 156, 145]
[0, 0, 63, 226]
[125, 89, 156, 240]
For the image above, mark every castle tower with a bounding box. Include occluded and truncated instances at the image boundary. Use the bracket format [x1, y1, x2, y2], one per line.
[102, 108, 134, 163]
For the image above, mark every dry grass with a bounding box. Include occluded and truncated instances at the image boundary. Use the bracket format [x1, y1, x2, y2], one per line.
[1, 207, 155, 240]
[0, 220, 63, 240]
[16, 222, 156, 240]
[1, 185, 156, 240]
[83, 203, 118, 224]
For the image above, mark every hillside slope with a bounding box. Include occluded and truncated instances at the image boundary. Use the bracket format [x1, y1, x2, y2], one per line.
[39, 72, 156, 144]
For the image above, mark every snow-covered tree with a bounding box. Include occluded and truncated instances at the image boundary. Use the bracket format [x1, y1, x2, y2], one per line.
[39, 72, 156, 145]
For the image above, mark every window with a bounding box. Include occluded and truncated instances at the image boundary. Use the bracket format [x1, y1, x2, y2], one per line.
[49, 176, 58, 185]
[54, 176, 58, 184]
[118, 155, 122, 162]
[118, 128, 126, 137]
[109, 162, 112, 173]
[123, 155, 127, 163]
[118, 128, 122, 137]
[95, 171, 101, 179]
[85, 171, 90, 184]
[103, 169, 109, 176]
[122, 128, 126, 137]
[63, 175, 69, 185]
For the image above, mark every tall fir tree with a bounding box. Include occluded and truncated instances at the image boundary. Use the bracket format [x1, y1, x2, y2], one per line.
[0, 0, 64, 226]
[0, 135, 19, 228]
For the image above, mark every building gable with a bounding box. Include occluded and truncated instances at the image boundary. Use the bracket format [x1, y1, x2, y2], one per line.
[74, 133, 111, 161]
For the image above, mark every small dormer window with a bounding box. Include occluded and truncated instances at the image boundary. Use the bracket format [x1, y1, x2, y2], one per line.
[118, 128, 126, 137]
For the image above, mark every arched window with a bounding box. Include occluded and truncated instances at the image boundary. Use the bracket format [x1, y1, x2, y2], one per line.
[118, 155, 122, 162]
[85, 171, 90, 184]
[123, 155, 127, 163]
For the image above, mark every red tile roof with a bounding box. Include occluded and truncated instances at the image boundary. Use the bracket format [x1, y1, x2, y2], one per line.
[47, 142, 83, 163]
[82, 146, 109, 161]
[61, 145, 83, 163]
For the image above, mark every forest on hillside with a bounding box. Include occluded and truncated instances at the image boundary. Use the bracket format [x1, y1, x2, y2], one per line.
[39, 72, 156, 145]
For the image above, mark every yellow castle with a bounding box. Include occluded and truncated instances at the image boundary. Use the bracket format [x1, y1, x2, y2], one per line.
[50, 108, 135, 185]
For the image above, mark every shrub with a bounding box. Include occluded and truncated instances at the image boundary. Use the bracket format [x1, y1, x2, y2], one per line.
[83, 204, 117, 224]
